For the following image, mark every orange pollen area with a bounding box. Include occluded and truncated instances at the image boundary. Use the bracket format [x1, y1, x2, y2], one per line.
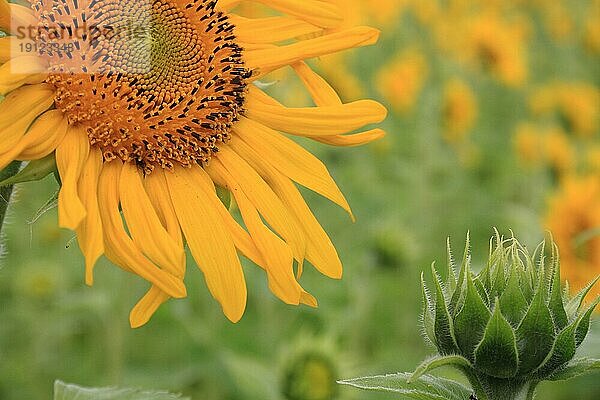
[33, 0, 250, 174]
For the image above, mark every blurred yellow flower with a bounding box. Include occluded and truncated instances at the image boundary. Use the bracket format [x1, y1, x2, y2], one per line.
[587, 147, 600, 173]
[546, 174, 600, 299]
[460, 12, 528, 87]
[514, 123, 544, 167]
[328, 0, 409, 29]
[542, 1, 573, 42]
[584, 0, 600, 53]
[442, 79, 478, 143]
[368, 0, 410, 28]
[376, 49, 428, 114]
[408, 0, 441, 27]
[544, 128, 576, 174]
[585, 17, 600, 54]
[530, 82, 600, 138]
[514, 124, 575, 174]
[316, 0, 372, 100]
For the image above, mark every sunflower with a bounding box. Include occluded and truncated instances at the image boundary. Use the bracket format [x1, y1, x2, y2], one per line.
[514, 123, 544, 168]
[376, 48, 428, 114]
[546, 174, 600, 299]
[0, 0, 387, 327]
[513, 123, 575, 175]
[452, 11, 529, 87]
[530, 82, 600, 138]
[441, 79, 478, 144]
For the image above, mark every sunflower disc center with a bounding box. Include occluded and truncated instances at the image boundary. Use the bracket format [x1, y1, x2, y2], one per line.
[33, 0, 249, 173]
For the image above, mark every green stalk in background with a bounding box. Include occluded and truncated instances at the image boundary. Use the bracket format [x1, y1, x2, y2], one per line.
[0, 155, 58, 235]
[340, 232, 600, 400]
[0, 161, 22, 232]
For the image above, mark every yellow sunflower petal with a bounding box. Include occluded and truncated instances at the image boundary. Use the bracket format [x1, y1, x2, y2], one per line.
[56, 125, 90, 230]
[212, 145, 307, 261]
[75, 148, 104, 285]
[229, 137, 343, 279]
[0, 1, 37, 34]
[0, 56, 48, 95]
[244, 26, 379, 74]
[166, 166, 247, 323]
[221, 0, 342, 28]
[300, 291, 318, 308]
[130, 286, 169, 328]
[97, 161, 187, 299]
[143, 169, 183, 246]
[210, 159, 303, 305]
[292, 61, 341, 106]
[233, 116, 353, 218]
[120, 163, 185, 275]
[18, 110, 69, 160]
[0, 36, 23, 64]
[292, 62, 387, 146]
[191, 171, 266, 267]
[130, 169, 186, 329]
[246, 87, 387, 137]
[0, 110, 66, 169]
[313, 129, 387, 147]
[0, 83, 54, 154]
[231, 16, 322, 44]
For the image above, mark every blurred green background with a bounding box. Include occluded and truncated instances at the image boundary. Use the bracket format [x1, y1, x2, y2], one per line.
[1, 0, 599, 399]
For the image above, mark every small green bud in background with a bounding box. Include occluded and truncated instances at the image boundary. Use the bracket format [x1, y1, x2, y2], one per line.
[340, 232, 600, 400]
[282, 352, 339, 400]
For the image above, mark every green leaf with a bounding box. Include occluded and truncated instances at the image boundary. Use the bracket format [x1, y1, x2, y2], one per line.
[338, 373, 472, 400]
[449, 232, 470, 313]
[499, 265, 528, 327]
[547, 358, 600, 381]
[520, 242, 541, 303]
[473, 276, 491, 307]
[565, 276, 599, 318]
[478, 236, 495, 293]
[490, 243, 507, 299]
[0, 154, 56, 187]
[421, 273, 436, 347]
[534, 319, 577, 378]
[453, 271, 491, 360]
[54, 381, 189, 400]
[431, 264, 458, 355]
[515, 279, 555, 375]
[474, 300, 519, 378]
[409, 355, 471, 383]
[547, 244, 568, 331]
[575, 296, 600, 347]
[445, 237, 457, 293]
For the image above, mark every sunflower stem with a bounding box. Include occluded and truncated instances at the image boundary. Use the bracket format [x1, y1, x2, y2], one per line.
[0, 161, 22, 234]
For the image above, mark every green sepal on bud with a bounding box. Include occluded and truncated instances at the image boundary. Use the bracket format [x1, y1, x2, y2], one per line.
[420, 232, 600, 400]
[0, 154, 57, 188]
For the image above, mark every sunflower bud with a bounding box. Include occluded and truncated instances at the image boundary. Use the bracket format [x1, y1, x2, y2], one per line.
[420, 233, 600, 400]
[281, 352, 339, 400]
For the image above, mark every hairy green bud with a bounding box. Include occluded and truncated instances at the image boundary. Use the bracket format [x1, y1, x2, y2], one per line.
[419, 232, 600, 400]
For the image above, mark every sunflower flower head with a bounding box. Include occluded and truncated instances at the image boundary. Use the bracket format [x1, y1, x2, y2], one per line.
[0, 0, 387, 327]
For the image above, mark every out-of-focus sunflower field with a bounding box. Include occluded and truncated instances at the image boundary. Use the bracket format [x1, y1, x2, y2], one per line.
[1, 0, 599, 399]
